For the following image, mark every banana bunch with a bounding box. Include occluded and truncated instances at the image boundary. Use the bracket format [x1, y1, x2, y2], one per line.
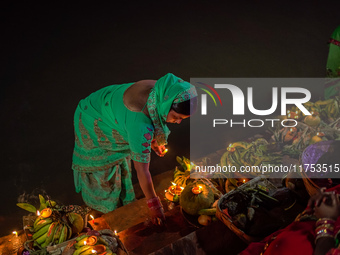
[73, 233, 117, 255]
[173, 156, 193, 188]
[32, 217, 72, 248]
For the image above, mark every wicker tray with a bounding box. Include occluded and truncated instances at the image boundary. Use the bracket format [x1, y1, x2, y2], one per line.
[216, 175, 277, 244]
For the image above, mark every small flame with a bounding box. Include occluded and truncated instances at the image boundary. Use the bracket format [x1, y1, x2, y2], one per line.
[114, 230, 118, 236]
[37, 210, 40, 216]
[243, 179, 246, 183]
[12, 231, 18, 237]
[163, 149, 168, 154]
[89, 215, 94, 220]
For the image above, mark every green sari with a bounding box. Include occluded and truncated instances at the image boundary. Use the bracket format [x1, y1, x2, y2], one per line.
[72, 73, 197, 213]
[325, 25, 340, 99]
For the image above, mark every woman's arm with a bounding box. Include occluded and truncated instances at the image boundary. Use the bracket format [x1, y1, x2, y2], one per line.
[314, 193, 340, 255]
[133, 160, 166, 224]
[133, 160, 157, 200]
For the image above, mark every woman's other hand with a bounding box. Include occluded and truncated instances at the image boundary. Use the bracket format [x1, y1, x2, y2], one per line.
[151, 139, 167, 157]
[314, 193, 340, 220]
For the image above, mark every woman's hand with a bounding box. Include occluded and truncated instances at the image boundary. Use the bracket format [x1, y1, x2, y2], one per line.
[151, 139, 166, 157]
[314, 193, 340, 220]
[147, 196, 166, 226]
[307, 187, 334, 213]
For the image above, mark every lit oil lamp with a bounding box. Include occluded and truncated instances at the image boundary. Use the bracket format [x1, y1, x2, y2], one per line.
[165, 182, 184, 202]
[227, 143, 235, 152]
[236, 178, 249, 186]
[192, 185, 203, 195]
[40, 208, 52, 218]
[89, 214, 95, 225]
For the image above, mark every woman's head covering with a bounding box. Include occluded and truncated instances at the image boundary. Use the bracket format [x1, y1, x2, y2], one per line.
[147, 73, 197, 146]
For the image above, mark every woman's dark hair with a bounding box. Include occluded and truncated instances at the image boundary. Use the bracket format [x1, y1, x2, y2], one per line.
[171, 96, 198, 115]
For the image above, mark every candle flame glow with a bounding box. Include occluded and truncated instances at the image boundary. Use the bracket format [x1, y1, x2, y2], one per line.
[90, 215, 94, 220]
[163, 149, 168, 153]
[12, 231, 18, 237]
[243, 179, 246, 183]
[114, 230, 117, 235]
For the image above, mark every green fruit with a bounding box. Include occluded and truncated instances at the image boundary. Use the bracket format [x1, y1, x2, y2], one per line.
[180, 182, 214, 216]
[34, 218, 53, 232]
[68, 212, 84, 234]
[32, 224, 51, 240]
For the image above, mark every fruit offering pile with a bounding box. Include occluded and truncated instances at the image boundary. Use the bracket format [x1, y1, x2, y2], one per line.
[68, 229, 119, 255]
[17, 194, 86, 253]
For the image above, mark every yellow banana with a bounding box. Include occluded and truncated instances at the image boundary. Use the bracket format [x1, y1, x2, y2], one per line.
[75, 236, 88, 249]
[73, 245, 92, 255]
[32, 223, 51, 240]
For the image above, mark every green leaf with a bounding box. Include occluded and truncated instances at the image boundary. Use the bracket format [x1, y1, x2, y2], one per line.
[17, 203, 37, 213]
[39, 194, 47, 211]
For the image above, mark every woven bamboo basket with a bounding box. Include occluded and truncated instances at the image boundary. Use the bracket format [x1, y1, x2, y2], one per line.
[216, 175, 277, 244]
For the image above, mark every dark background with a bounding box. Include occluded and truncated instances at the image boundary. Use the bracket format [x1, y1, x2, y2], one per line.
[1, 0, 339, 237]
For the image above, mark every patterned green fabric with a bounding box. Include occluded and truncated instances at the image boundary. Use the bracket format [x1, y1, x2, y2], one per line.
[325, 25, 340, 99]
[147, 73, 197, 146]
[72, 73, 197, 213]
[72, 83, 154, 212]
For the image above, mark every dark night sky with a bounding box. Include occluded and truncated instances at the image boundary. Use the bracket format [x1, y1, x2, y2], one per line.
[1, 0, 339, 237]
